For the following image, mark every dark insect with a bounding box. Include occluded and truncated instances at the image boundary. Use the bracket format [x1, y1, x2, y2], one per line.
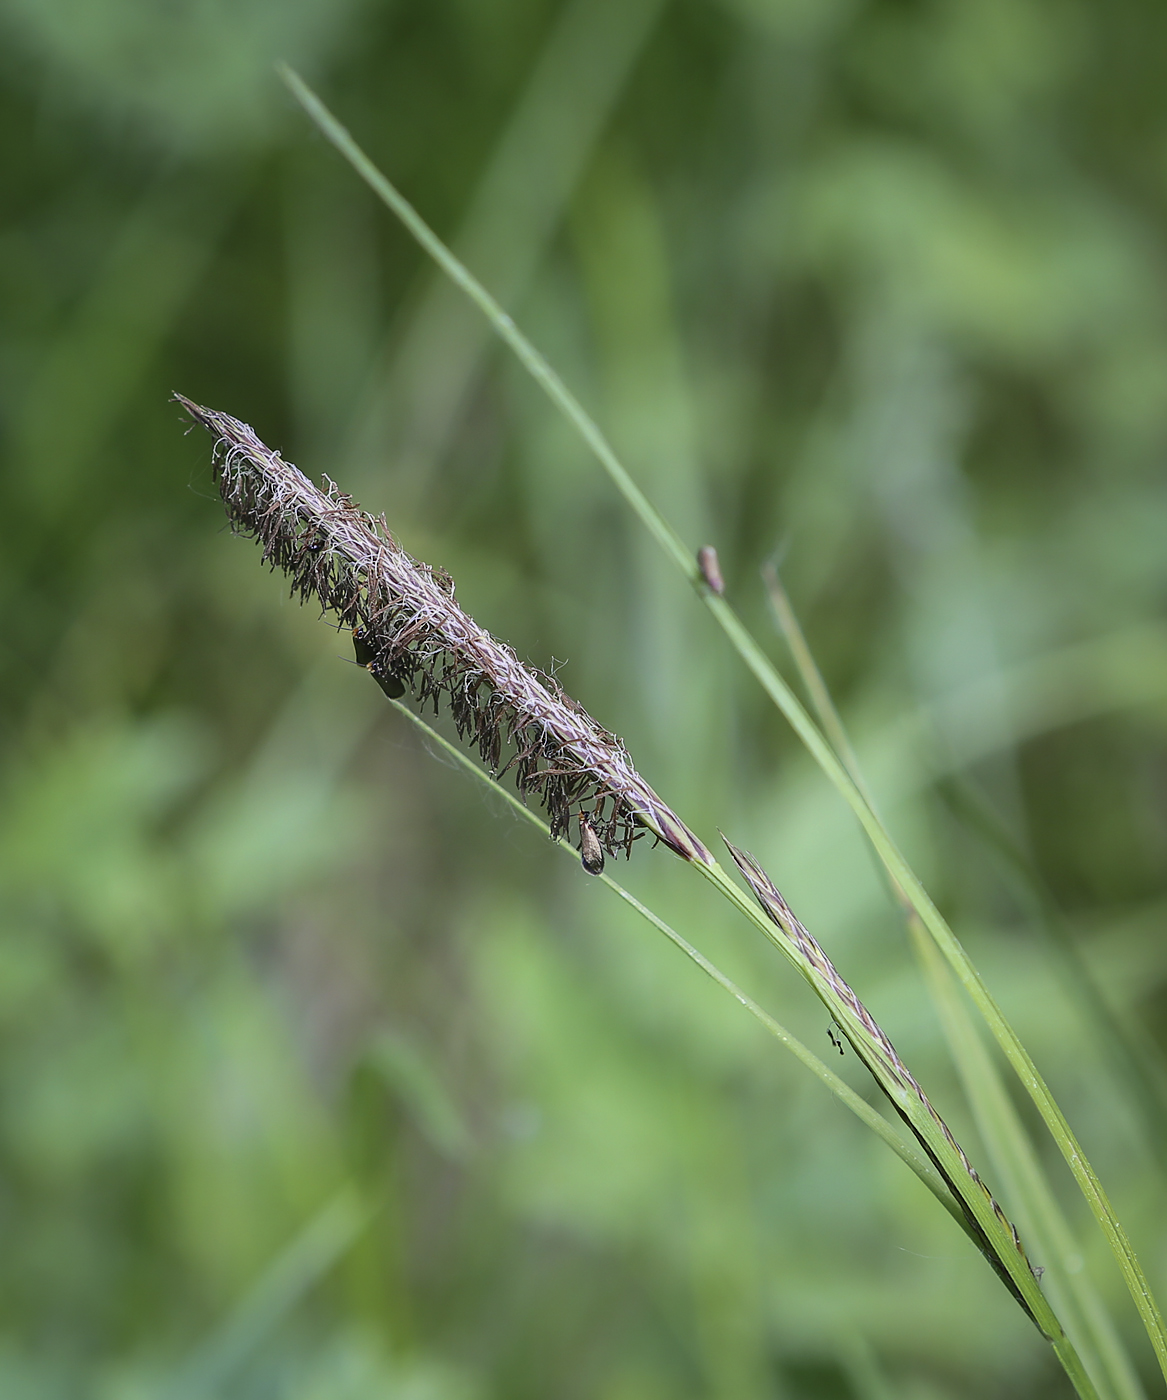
[579, 816, 605, 875]
[353, 627, 406, 699]
[827, 1025, 845, 1056]
[697, 545, 724, 596]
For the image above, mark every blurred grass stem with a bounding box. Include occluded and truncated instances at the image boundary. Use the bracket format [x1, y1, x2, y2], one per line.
[936, 770, 1167, 1181]
[340, 0, 667, 500]
[162, 1188, 368, 1400]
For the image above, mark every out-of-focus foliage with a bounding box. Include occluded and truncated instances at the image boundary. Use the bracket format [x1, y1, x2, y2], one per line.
[3, 0, 1167, 1395]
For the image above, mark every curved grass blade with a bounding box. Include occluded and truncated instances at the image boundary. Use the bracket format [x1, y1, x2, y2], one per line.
[413, 712, 1106, 1391]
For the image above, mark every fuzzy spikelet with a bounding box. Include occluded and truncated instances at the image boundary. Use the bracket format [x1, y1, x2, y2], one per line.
[176, 394, 713, 868]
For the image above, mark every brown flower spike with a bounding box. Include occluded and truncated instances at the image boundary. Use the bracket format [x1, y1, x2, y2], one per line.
[176, 394, 712, 871]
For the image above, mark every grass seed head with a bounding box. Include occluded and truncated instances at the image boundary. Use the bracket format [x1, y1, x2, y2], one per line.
[176, 393, 713, 869]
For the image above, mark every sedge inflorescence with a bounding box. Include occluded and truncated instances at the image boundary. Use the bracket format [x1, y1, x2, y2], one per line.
[176, 394, 712, 872]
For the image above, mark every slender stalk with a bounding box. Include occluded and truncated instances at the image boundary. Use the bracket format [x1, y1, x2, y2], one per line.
[275, 65, 697, 587]
[271, 68, 1167, 1378]
[763, 561, 866, 789]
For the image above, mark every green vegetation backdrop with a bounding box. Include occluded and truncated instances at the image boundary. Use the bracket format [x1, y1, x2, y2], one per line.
[3, 1, 1167, 1396]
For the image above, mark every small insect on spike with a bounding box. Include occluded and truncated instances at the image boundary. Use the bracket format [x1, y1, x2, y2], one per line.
[579, 816, 605, 875]
[697, 545, 724, 596]
[353, 627, 406, 699]
[827, 1025, 845, 1056]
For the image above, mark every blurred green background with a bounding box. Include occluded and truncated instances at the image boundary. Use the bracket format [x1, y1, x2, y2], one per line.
[4, 0, 1167, 1395]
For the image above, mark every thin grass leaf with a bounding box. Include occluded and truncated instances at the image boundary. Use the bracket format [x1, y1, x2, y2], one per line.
[272, 70, 1167, 1379]
[275, 65, 698, 586]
